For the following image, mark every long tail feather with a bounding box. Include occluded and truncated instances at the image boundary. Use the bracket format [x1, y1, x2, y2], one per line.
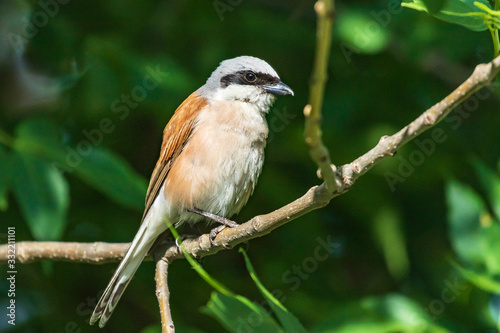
[89, 217, 163, 328]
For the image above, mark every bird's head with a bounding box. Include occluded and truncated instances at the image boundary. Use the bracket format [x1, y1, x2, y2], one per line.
[199, 56, 293, 112]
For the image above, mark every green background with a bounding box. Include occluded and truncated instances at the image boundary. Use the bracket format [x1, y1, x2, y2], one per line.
[1, 0, 500, 332]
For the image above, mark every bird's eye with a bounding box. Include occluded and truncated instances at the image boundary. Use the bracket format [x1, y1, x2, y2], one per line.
[245, 71, 256, 82]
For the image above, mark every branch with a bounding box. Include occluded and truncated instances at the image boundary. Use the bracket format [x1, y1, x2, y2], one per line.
[1, 241, 130, 264]
[2, 54, 499, 265]
[154, 248, 175, 333]
[338, 57, 500, 189]
[304, 0, 340, 193]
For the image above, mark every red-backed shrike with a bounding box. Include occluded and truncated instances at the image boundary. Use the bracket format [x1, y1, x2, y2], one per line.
[90, 56, 293, 327]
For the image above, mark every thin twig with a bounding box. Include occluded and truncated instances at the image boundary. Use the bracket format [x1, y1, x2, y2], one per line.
[154, 249, 175, 333]
[304, 0, 339, 193]
[2, 54, 499, 266]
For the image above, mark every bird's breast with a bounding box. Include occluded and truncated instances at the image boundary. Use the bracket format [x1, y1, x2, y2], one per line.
[164, 100, 268, 223]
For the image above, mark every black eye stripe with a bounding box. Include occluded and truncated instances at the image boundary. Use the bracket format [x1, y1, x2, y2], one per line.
[220, 70, 280, 88]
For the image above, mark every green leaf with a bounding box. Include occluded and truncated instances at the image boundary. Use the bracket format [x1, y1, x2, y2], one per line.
[72, 148, 147, 211]
[446, 180, 488, 264]
[13, 118, 147, 211]
[473, 159, 500, 221]
[201, 292, 283, 333]
[446, 179, 500, 276]
[14, 118, 68, 161]
[312, 294, 449, 333]
[402, 0, 492, 31]
[240, 248, 307, 333]
[401, 1, 428, 12]
[478, 218, 500, 274]
[451, 260, 500, 293]
[421, 0, 447, 13]
[169, 225, 234, 296]
[438, 0, 493, 31]
[172, 229, 284, 333]
[13, 153, 69, 241]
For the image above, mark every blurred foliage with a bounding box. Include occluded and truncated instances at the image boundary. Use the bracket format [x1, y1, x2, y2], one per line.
[1, 0, 500, 332]
[402, 0, 500, 55]
[179, 238, 308, 333]
[402, 0, 492, 31]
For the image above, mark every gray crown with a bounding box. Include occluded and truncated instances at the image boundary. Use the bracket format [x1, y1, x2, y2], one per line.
[199, 56, 280, 95]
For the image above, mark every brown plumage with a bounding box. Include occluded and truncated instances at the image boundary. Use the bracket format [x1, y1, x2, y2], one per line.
[142, 93, 208, 222]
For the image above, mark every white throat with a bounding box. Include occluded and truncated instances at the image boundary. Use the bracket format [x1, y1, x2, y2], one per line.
[211, 85, 276, 114]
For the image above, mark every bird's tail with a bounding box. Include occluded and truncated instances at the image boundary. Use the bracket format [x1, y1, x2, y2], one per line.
[89, 219, 161, 328]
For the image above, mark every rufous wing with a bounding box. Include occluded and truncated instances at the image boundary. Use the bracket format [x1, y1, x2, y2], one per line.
[141, 92, 208, 222]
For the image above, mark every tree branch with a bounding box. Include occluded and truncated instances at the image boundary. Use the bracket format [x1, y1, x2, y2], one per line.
[2, 54, 499, 265]
[304, 0, 340, 193]
[1, 241, 130, 264]
[154, 249, 175, 333]
[338, 58, 500, 189]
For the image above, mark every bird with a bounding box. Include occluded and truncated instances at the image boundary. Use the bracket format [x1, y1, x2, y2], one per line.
[89, 55, 293, 328]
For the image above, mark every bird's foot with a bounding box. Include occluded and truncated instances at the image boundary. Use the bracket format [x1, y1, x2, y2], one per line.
[187, 207, 239, 246]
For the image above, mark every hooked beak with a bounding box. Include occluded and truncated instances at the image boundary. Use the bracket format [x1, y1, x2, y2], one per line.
[264, 81, 294, 96]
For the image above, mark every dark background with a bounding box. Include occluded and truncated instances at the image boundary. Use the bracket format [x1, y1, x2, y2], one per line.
[1, 0, 500, 332]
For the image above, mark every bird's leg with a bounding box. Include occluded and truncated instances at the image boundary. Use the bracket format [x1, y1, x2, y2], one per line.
[187, 207, 239, 245]
[188, 207, 239, 227]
